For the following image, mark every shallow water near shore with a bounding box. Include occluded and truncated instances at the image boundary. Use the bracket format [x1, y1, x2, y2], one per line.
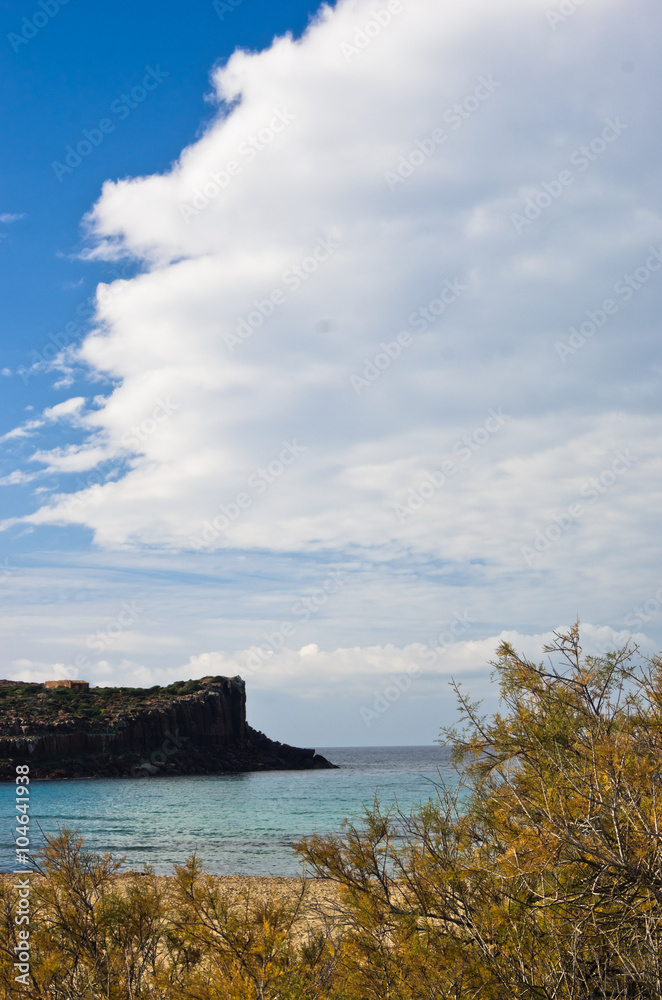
[1, 746, 458, 875]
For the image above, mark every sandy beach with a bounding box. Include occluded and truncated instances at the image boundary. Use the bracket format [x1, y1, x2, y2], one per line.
[0, 872, 345, 933]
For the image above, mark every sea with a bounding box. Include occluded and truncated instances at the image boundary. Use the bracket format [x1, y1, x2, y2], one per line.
[1, 746, 461, 876]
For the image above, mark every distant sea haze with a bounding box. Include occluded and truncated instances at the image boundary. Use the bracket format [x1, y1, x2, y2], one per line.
[1, 746, 455, 876]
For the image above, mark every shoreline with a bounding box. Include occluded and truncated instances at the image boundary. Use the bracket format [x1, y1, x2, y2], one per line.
[0, 871, 343, 917]
[0, 872, 336, 890]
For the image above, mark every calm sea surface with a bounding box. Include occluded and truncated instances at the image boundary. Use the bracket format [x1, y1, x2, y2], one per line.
[1, 746, 459, 876]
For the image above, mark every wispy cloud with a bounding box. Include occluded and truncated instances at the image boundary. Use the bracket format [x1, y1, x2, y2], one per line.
[0, 419, 44, 443]
[0, 470, 40, 486]
[2, 0, 661, 733]
[0, 397, 86, 444]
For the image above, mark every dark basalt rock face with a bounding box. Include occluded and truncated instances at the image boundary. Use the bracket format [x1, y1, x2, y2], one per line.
[0, 676, 337, 779]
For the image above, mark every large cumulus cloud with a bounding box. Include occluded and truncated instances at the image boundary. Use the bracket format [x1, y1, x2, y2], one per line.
[3, 0, 662, 679]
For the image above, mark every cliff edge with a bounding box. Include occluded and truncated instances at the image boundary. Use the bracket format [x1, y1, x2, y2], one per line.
[0, 676, 337, 779]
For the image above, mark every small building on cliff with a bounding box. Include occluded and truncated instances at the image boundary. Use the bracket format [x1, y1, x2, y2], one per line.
[44, 679, 90, 690]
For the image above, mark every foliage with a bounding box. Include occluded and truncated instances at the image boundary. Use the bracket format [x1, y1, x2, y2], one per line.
[0, 677, 224, 735]
[296, 623, 662, 998]
[0, 830, 340, 999]
[2, 625, 661, 998]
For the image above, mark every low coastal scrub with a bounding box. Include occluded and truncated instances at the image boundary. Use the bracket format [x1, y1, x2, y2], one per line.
[0, 677, 220, 728]
[2, 624, 662, 998]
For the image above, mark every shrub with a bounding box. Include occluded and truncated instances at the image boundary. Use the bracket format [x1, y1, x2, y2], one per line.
[296, 623, 662, 998]
[3, 624, 659, 999]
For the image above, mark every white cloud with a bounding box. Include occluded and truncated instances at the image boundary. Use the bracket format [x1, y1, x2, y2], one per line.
[3, 623, 644, 746]
[0, 397, 87, 447]
[6, 622, 641, 697]
[0, 470, 39, 486]
[0, 419, 44, 443]
[2, 0, 662, 687]
[177, 622, 644, 696]
[42, 397, 86, 421]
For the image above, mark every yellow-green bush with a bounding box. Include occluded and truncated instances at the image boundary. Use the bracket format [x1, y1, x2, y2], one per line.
[2, 625, 661, 998]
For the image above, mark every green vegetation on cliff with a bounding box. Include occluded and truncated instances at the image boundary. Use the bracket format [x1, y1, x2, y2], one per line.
[0, 677, 226, 733]
[2, 625, 660, 996]
[0, 675, 334, 778]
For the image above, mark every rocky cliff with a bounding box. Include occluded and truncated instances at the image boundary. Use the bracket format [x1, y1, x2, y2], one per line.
[0, 676, 337, 779]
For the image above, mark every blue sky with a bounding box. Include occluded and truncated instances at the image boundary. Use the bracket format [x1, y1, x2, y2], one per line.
[1, 0, 661, 747]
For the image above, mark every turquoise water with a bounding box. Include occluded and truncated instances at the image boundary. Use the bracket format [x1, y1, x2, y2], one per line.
[1, 746, 457, 875]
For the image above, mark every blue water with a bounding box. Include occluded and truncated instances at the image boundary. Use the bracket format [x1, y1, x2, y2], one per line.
[1, 746, 458, 875]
